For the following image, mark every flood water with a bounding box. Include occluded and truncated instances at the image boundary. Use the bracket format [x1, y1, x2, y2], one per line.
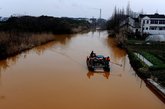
[0, 31, 164, 109]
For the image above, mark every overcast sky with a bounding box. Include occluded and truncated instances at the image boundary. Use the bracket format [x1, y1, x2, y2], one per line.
[0, 0, 165, 19]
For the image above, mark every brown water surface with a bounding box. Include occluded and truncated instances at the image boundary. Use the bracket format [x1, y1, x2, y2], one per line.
[0, 31, 164, 109]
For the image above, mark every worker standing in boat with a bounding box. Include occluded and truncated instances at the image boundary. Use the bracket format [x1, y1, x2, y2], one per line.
[105, 56, 110, 65]
[90, 51, 96, 66]
[90, 51, 96, 58]
[106, 56, 110, 61]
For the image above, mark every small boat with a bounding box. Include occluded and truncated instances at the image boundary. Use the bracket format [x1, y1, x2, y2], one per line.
[86, 54, 110, 72]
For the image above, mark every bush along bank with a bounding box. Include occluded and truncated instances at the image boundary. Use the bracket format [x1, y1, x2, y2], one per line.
[139, 51, 165, 87]
[123, 40, 165, 80]
[126, 50, 151, 79]
[126, 48, 165, 100]
[127, 49, 165, 86]
[0, 32, 56, 60]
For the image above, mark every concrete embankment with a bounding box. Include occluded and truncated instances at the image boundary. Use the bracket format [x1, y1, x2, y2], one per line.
[146, 79, 165, 101]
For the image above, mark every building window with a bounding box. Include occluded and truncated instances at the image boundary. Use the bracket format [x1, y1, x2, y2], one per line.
[136, 29, 139, 32]
[159, 27, 165, 30]
[151, 20, 158, 24]
[150, 26, 157, 30]
[146, 20, 149, 24]
[143, 20, 145, 24]
[146, 27, 148, 30]
[159, 20, 165, 24]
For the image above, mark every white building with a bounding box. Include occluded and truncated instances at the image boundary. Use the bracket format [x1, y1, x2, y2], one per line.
[120, 13, 165, 35]
[139, 13, 165, 35]
[120, 16, 140, 33]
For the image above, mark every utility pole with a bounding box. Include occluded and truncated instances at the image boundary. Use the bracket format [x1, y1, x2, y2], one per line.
[99, 9, 102, 19]
[90, 8, 102, 19]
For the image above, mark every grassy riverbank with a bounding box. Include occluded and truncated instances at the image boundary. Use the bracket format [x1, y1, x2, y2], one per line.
[125, 40, 165, 87]
[0, 32, 56, 60]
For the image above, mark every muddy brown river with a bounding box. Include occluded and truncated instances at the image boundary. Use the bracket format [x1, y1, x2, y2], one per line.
[0, 31, 164, 109]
